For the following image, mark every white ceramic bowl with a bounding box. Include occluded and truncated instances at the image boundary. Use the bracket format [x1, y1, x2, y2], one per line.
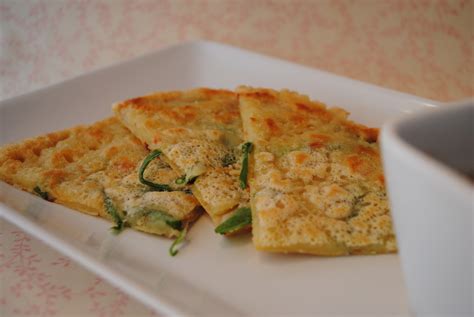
[381, 100, 473, 317]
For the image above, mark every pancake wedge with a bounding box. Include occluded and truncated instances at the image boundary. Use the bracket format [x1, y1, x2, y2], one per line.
[0, 118, 201, 238]
[238, 87, 397, 255]
[113, 88, 250, 232]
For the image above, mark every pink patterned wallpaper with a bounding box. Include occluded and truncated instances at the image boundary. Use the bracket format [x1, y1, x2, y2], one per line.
[0, 0, 472, 316]
[0, 227, 157, 316]
[0, 0, 472, 102]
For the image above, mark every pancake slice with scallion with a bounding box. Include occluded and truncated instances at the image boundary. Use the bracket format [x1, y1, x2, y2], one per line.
[113, 88, 252, 235]
[238, 86, 397, 255]
[0, 117, 202, 254]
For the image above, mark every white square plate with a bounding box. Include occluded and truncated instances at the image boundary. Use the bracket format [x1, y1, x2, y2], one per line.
[0, 41, 441, 316]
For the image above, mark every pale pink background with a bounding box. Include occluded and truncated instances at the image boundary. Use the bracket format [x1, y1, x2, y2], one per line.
[0, 0, 473, 316]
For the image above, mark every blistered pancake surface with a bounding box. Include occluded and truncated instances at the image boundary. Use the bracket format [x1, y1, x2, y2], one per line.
[0, 117, 200, 238]
[114, 88, 249, 226]
[238, 87, 396, 255]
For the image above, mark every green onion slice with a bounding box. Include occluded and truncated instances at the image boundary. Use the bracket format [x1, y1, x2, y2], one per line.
[103, 193, 124, 234]
[138, 150, 173, 191]
[222, 152, 236, 167]
[175, 175, 198, 185]
[239, 142, 253, 189]
[169, 226, 188, 256]
[146, 209, 183, 230]
[33, 186, 51, 201]
[175, 175, 186, 185]
[215, 207, 252, 235]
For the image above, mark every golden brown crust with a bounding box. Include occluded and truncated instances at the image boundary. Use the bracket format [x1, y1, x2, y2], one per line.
[238, 86, 396, 255]
[114, 88, 241, 132]
[0, 117, 201, 238]
[114, 88, 249, 227]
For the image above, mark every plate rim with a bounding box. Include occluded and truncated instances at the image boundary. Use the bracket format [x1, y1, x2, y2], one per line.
[0, 197, 193, 317]
[0, 40, 440, 316]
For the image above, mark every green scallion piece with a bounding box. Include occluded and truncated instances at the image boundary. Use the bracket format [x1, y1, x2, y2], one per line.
[103, 193, 124, 234]
[33, 186, 51, 201]
[215, 207, 252, 235]
[175, 175, 186, 185]
[138, 150, 173, 191]
[146, 210, 183, 231]
[239, 142, 253, 189]
[175, 174, 198, 185]
[222, 152, 236, 167]
[169, 227, 188, 256]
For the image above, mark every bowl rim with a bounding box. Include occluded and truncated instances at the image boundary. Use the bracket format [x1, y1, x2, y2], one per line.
[381, 99, 473, 200]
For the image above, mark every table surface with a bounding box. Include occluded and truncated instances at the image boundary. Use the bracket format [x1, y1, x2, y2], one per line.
[0, 0, 472, 316]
